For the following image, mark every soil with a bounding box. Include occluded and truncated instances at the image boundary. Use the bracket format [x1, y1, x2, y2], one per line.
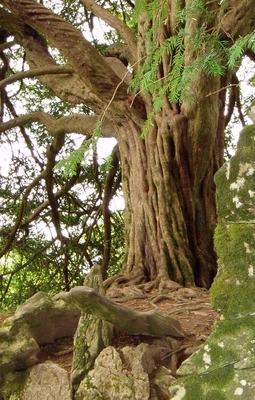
[6, 286, 218, 376]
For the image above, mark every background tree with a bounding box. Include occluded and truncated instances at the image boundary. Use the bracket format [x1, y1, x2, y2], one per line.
[0, 0, 255, 306]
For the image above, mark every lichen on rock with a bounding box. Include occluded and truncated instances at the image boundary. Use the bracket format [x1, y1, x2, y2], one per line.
[169, 124, 255, 399]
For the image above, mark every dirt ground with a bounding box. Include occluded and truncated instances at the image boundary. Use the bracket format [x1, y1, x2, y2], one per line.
[17, 286, 219, 375]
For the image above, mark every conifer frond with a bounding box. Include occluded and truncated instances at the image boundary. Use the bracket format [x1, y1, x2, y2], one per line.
[228, 32, 255, 69]
[54, 120, 102, 178]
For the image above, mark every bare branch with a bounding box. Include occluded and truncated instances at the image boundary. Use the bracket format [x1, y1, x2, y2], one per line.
[101, 144, 120, 278]
[57, 286, 184, 338]
[0, 171, 45, 258]
[0, 66, 73, 89]
[0, 112, 116, 138]
[21, 173, 82, 228]
[0, 39, 16, 51]
[80, 0, 137, 63]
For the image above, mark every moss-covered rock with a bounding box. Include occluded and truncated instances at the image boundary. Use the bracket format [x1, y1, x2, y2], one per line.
[75, 345, 151, 400]
[169, 124, 255, 399]
[214, 125, 255, 224]
[212, 223, 255, 317]
[71, 264, 113, 388]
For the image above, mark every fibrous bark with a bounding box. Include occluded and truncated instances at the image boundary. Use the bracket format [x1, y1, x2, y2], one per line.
[1, 0, 255, 289]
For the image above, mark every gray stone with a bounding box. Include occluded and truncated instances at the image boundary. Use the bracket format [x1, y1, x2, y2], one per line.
[20, 362, 71, 400]
[153, 366, 176, 398]
[75, 345, 151, 400]
[0, 291, 80, 377]
[122, 342, 156, 375]
[75, 336, 181, 400]
[1, 362, 72, 400]
[4, 291, 80, 344]
[0, 328, 39, 374]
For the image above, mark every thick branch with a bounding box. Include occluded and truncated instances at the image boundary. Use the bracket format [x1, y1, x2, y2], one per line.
[0, 112, 116, 138]
[220, 0, 255, 40]
[0, 66, 73, 89]
[80, 0, 137, 63]
[0, 0, 128, 102]
[0, 8, 104, 108]
[57, 286, 184, 338]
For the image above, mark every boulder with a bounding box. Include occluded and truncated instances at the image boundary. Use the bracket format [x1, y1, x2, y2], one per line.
[75, 344, 151, 400]
[169, 124, 255, 399]
[2, 362, 72, 400]
[0, 290, 80, 396]
[22, 362, 72, 399]
[75, 339, 178, 400]
[0, 328, 39, 374]
[3, 291, 80, 344]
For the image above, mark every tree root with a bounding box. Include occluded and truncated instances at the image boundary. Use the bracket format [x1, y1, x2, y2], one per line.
[57, 286, 184, 338]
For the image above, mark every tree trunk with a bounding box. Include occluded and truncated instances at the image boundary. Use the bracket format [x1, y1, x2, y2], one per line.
[2, 0, 253, 290]
[110, 4, 226, 289]
[116, 92, 222, 288]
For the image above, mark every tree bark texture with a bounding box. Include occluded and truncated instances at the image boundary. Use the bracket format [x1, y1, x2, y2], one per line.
[1, 0, 255, 288]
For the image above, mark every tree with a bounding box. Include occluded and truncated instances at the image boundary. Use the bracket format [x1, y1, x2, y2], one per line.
[0, 0, 254, 297]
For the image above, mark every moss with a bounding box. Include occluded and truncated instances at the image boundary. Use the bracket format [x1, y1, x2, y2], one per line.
[236, 125, 255, 150]
[214, 126, 255, 224]
[171, 365, 233, 399]
[170, 376, 204, 400]
[211, 317, 255, 341]
[1, 371, 28, 400]
[206, 389, 227, 400]
[212, 223, 255, 317]
[178, 334, 239, 375]
[172, 125, 255, 399]
[210, 345, 237, 368]
[203, 365, 234, 387]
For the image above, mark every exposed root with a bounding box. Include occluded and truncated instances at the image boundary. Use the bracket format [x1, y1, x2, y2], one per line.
[104, 274, 188, 302]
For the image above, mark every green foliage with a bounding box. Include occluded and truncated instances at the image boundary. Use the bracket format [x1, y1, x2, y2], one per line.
[228, 32, 255, 69]
[131, 0, 255, 118]
[140, 111, 155, 138]
[130, 0, 227, 111]
[54, 139, 91, 178]
[54, 120, 102, 178]
[0, 89, 123, 309]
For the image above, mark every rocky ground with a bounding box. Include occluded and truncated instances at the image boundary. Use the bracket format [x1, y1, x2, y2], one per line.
[0, 286, 218, 377]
